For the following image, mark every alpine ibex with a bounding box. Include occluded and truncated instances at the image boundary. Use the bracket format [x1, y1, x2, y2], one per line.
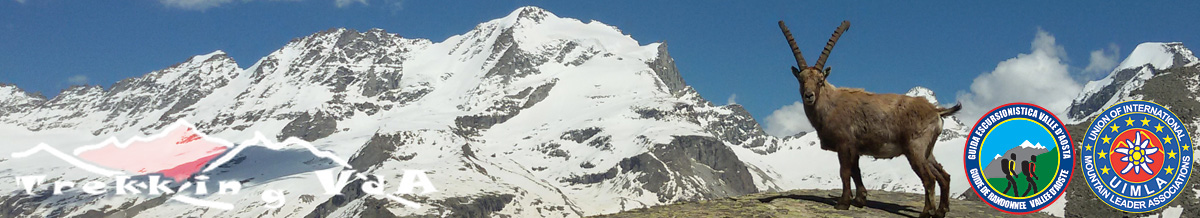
[778, 20, 961, 218]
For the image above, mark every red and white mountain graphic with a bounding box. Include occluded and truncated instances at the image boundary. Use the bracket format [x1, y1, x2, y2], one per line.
[8, 120, 358, 211]
[11, 120, 352, 184]
[73, 122, 230, 182]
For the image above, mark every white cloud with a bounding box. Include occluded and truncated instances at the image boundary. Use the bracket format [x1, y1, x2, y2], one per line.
[955, 29, 1082, 122]
[335, 0, 367, 7]
[386, 0, 405, 10]
[1082, 43, 1120, 79]
[726, 93, 737, 105]
[14, 0, 28, 4]
[763, 101, 814, 137]
[66, 74, 89, 85]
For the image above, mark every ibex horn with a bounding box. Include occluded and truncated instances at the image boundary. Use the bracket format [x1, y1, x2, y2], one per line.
[815, 20, 850, 70]
[778, 21, 807, 68]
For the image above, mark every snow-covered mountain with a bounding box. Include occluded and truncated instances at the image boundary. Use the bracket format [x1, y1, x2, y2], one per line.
[0, 7, 973, 217]
[0, 84, 44, 115]
[1060, 42, 1200, 218]
[1065, 42, 1200, 123]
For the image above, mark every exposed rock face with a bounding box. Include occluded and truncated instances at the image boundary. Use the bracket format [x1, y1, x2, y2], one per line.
[454, 79, 557, 136]
[417, 194, 517, 217]
[6, 51, 241, 135]
[642, 136, 758, 199]
[349, 132, 409, 169]
[1067, 67, 1148, 119]
[562, 127, 603, 143]
[0, 84, 45, 115]
[278, 111, 339, 141]
[564, 135, 757, 202]
[702, 104, 771, 151]
[484, 28, 546, 84]
[649, 43, 687, 95]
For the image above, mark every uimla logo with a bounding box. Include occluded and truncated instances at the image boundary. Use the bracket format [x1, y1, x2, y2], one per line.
[1081, 100, 1193, 213]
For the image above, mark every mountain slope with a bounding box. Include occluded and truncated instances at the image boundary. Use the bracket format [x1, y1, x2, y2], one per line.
[0, 6, 973, 217]
[0, 83, 45, 115]
[1062, 42, 1200, 218]
[1066, 42, 1199, 122]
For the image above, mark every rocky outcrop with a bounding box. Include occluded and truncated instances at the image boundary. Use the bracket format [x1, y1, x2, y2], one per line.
[277, 111, 339, 141]
[1067, 67, 1147, 119]
[0, 83, 44, 115]
[648, 43, 687, 95]
[621, 136, 758, 202]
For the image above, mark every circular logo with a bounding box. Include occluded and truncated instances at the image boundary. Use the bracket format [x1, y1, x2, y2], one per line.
[964, 103, 1074, 215]
[1081, 100, 1193, 213]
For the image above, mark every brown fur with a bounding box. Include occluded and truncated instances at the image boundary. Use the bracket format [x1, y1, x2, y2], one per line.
[781, 20, 961, 218]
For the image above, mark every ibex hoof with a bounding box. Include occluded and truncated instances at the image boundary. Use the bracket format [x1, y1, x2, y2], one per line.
[851, 198, 866, 208]
[918, 212, 932, 218]
[834, 203, 850, 210]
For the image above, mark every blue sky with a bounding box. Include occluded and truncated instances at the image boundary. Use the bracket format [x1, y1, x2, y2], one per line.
[3, 1, 1199, 136]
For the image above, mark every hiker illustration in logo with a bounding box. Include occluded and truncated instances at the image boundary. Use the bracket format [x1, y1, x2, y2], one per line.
[964, 103, 1074, 214]
[1081, 100, 1193, 213]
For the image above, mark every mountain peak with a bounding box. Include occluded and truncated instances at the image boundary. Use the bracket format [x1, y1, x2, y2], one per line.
[183, 50, 230, 65]
[207, 49, 227, 56]
[1116, 42, 1196, 71]
[0, 84, 46, 114]
[509, 6, 556, 22]
[1066, 42, 1198, 121]
[904, 86, 938, 105]
[156, 50, 240, 82]
[490, 6, 561, 30]
[0, 83, 43, 99]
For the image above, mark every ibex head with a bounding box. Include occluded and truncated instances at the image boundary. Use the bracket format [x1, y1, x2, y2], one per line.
[779, 20, 849, 106]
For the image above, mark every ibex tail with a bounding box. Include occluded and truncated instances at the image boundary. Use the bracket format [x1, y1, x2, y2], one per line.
[939, 103, 962, 117]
